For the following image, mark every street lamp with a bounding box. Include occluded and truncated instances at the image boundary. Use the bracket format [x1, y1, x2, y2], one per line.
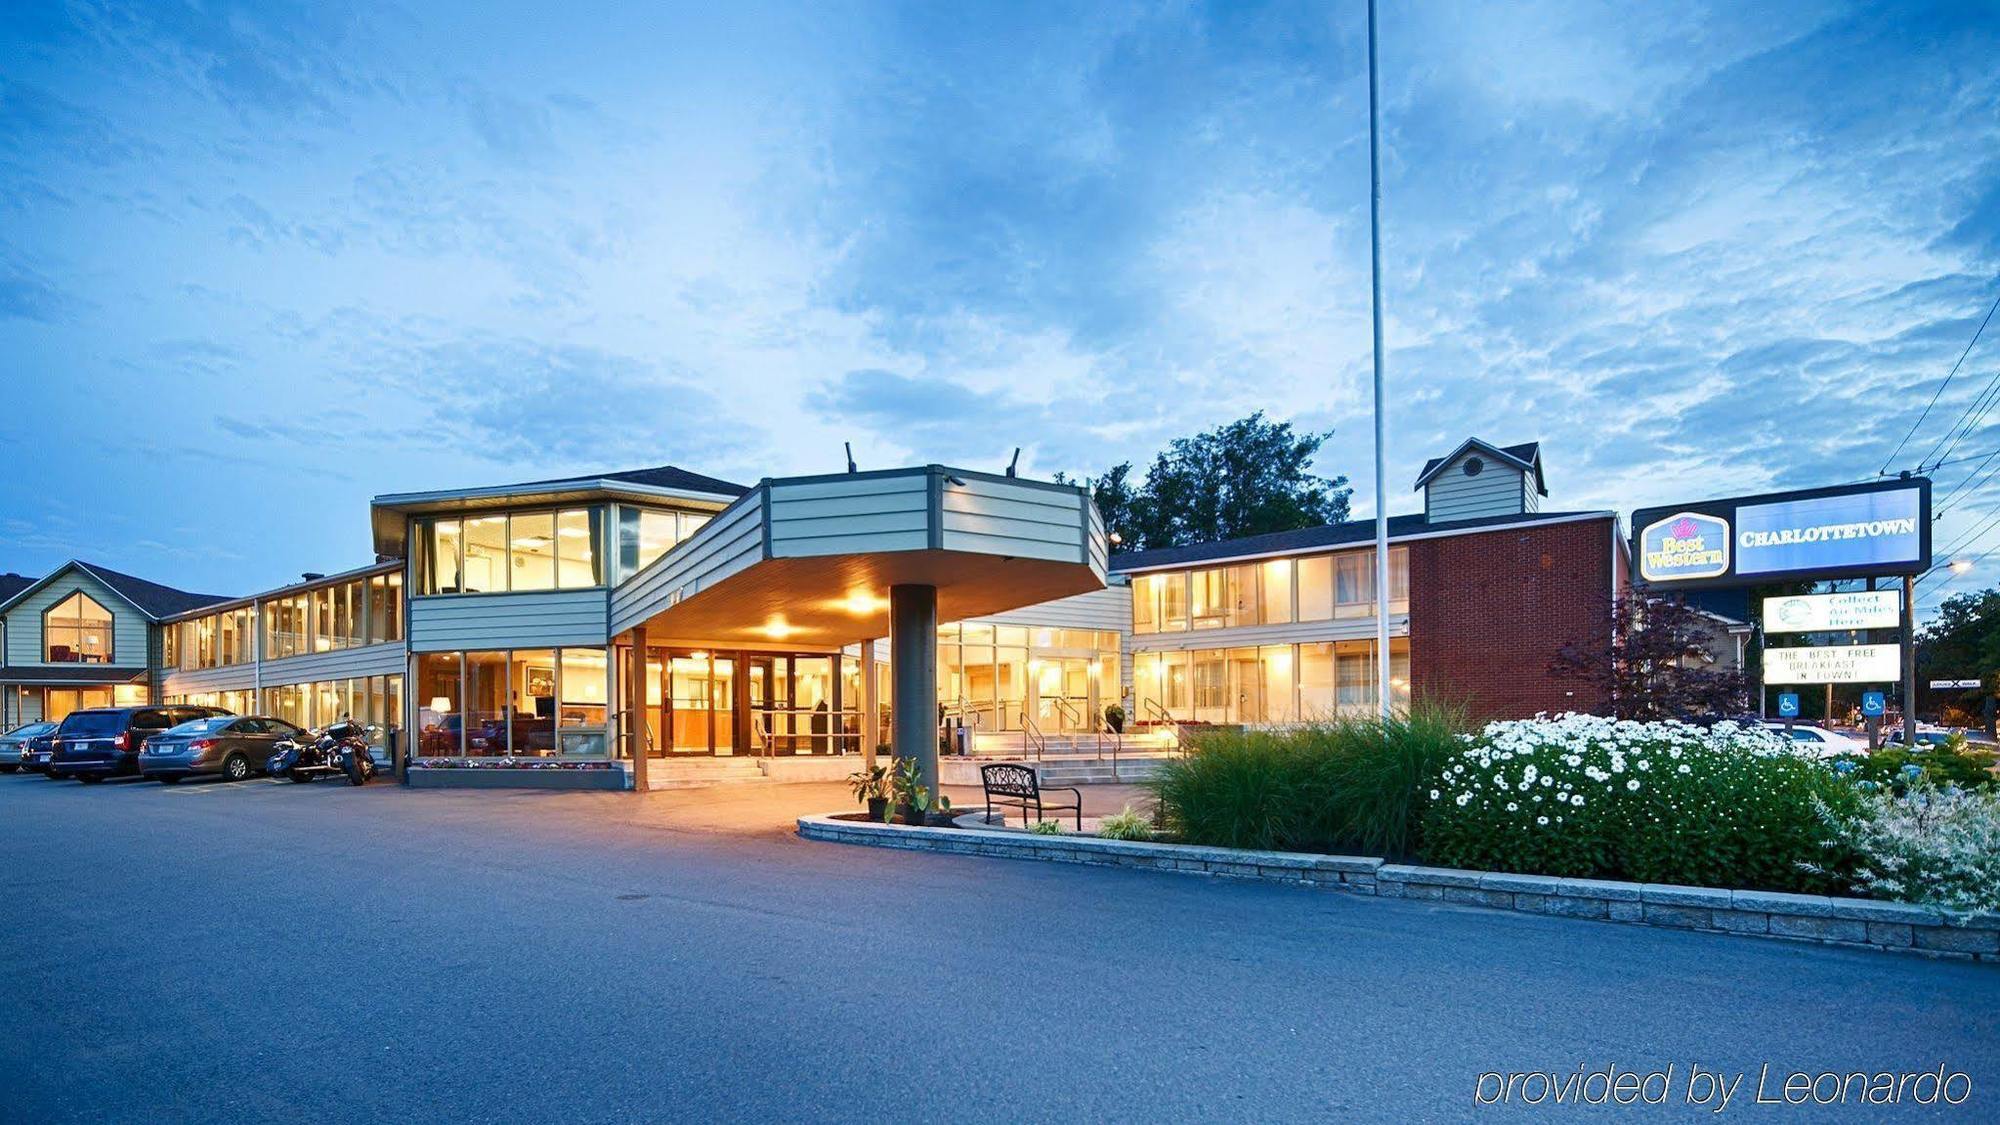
[1951, 559, 1974, 575]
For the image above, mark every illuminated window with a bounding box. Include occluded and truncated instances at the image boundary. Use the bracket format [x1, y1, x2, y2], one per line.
[44, 592, 113, 663]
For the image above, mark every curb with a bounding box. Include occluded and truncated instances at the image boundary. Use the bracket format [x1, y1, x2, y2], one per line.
[796, 815, 2000, 963]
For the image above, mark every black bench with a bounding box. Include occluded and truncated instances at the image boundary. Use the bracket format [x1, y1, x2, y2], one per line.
[979, 763, 1082, 831]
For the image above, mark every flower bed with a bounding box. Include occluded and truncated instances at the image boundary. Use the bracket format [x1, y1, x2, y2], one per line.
[1422, 715, 1861, 894]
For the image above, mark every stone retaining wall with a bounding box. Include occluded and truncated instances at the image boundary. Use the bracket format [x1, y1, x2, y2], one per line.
[796, 815, 2000, 962]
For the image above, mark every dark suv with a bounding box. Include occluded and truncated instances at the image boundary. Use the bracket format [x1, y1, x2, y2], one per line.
[49, 706, 232, 783]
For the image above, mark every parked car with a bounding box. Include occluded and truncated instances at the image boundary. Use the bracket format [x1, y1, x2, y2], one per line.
[1880, 727, 1960, 751]
[1760, 722, 1869, 759]
[23, 725, 61, 774]
[0, 722, 58, 773]
[49, 706, 232, 783]
[140, 715, 306, 783]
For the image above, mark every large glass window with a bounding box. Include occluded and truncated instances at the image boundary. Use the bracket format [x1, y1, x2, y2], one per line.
[417, 652, 463, 756]
[1259, 559, 1294, 625]
[44, 592, 113, 663]
[368, 573, 403, 644]
[617, 507, 681, 578]
[1336, 553, 1373, 616]
[1297, 556, 1333, 621]
[1189, 569, 1227, 630]
[510, 512, 557, 592]
[508, 649, 557, 754]
[421, 509, 601, 594]
[1224, 566, 1261, 628]
[1135, 638, 1410, 723]
[558, 509, 600, 587]
[461, 516, 507, 594]
[43, 686, 113, 722]
[559, 649, 608, 756]
[265, 595, 306, 659]
[428, 519, 464, 593]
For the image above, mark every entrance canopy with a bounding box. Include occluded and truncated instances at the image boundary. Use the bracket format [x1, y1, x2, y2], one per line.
[610, 465, 1110, 648]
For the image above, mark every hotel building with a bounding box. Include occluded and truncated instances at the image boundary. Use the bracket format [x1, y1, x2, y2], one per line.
[0, 437, 1623, 788]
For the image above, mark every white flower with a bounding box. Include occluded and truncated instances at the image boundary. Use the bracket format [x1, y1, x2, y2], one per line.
[1429, 789, 1441, 800]
[1677, 764, 1691, 775]
[1506, 802, 1518, 812]
[1536, 816, 1549, 826]
[1626, 779, 1641, 791]
[1455, 793, 1471, 807]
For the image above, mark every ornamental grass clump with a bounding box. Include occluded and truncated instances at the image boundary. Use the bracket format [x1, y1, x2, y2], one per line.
[1147, 699, 1467, 858]
[1421, 713, 1862, 894]
[1810, 781, 2000, 912]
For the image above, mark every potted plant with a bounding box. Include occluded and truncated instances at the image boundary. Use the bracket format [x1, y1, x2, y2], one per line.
[848, 763, 890, 821]
[1103, 704, 1126, 735]
[891, 756, 928, 825]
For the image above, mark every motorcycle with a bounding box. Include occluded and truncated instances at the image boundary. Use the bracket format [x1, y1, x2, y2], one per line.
[267, 719, 379, 786]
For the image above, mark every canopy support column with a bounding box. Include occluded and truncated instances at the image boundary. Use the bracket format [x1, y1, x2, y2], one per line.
[890, 584, 938, 799]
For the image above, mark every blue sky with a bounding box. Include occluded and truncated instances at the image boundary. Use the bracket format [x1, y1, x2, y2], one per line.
[3, 1, 1998, 614]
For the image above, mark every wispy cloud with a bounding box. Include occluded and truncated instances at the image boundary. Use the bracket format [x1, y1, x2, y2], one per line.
[0, 0, 1996, 609]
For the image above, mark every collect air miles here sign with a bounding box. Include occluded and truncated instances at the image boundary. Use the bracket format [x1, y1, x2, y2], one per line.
[1633, 480, 1930, 588]
[1762, 590, 1901, 633]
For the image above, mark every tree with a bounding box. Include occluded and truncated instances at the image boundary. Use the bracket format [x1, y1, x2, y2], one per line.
[1064, 413, 1352, 550]
[1550, 591, 1752, 721]
[1916, 587, 2000, 716]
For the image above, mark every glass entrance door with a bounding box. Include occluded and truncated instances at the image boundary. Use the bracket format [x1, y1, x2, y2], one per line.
[1035, 657, 1093, 732]
[666, 651, 735, 755]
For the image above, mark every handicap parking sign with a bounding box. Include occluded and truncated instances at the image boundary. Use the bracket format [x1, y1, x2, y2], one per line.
[1861, 691, 1886, 718]
[1777, 693, 1800, 719]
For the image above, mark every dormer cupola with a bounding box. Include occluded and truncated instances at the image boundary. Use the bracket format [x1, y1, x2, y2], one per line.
[1414, 438, 1548, 523]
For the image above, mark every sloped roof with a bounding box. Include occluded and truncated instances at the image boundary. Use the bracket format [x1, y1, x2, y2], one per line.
[0, 573, 33, 605]
[1415, 439, 1546, 496]
[1109, 509, 1612, 572]
[499, 465, 750, 497]
[0, 561, 234, 622]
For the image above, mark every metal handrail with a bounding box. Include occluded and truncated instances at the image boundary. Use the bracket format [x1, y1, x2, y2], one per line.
[754, 706, 862, 757]
[1020, 712, 1046, 760]
[611, 707, 652, 759]
[1141, 699, 1174, 726]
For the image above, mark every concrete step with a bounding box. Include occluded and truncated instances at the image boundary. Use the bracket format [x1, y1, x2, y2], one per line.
[642, 758, 769, 790]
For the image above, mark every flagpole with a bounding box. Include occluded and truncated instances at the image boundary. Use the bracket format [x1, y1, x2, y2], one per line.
[1367, 0, 1392, 720]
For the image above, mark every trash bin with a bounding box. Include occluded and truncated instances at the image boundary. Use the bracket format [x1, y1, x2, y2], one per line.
[953, 723, 972, 757]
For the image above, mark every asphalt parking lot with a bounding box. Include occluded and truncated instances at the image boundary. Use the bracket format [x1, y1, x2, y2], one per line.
[4, 770, 1999, 1123]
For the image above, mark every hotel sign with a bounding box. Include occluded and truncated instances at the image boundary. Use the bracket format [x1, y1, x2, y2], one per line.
[1764, 644, 1902, 685]
[1762, 590, 1901, 634]
[1632, 479, 1930, 589]
[1638, 512, 1729, 582]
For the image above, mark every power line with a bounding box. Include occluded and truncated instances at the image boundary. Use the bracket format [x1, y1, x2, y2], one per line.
[1926, 372, 2000, 473]
[1882, 288, 2000, 474]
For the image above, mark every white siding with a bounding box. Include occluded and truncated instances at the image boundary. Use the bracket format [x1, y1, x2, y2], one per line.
[938, 477, 1086, 564]
[2, 568, 152, 668]
[974, 585, 1129, 633]
[409, 591, 609, 652]
[769, 474, 930, 558]
[1425, 452, 1527, 521]
[611, 492, 766, 634]
[1524, 473, 1542, 513]
[259, 642, 407, 687]
[162, 663, 259, 697]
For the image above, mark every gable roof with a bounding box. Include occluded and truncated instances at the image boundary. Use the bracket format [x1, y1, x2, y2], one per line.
[1415, 438, 1546, 496]
[0, 560, 234, 622]
[1109, 508, 1612, 573]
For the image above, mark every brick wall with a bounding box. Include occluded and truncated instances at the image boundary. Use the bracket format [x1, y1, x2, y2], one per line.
[1407, 516, 1621, 721]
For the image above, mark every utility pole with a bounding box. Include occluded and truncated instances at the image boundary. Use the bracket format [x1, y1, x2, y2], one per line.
[1367, 0, 1391, 721]
[1903, 573, 1918, 746]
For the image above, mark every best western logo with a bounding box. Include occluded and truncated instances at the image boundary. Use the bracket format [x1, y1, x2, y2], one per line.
[1640, 511, 1731, 582]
